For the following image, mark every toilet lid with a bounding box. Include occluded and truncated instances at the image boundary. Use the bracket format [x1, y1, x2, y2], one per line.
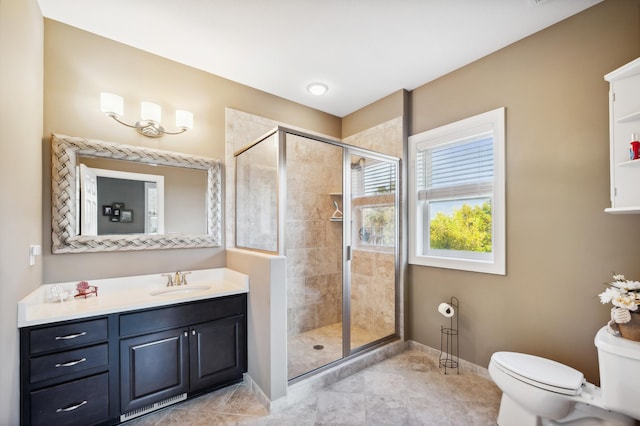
[492, 352, 584, 396]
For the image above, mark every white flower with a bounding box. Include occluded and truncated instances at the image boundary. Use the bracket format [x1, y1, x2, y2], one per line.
[599, 287, 622, 304]
[624, 280, 640, 291]
[611, 280, 631, 290]
[599, 273, 640, 313]
[612, 294, 638, 310]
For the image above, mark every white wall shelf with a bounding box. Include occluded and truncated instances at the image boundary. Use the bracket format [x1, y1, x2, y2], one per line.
[604, 206, 640, 214]
[605, 57, 640, 214]
[616, 111, 640, 123]
[616, 159, 640, 168]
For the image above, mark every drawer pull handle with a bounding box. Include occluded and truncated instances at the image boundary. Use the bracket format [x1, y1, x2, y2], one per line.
[54, 331, 87, 340]
[55, 358, 86, 368]
[56, 400, 87, 413]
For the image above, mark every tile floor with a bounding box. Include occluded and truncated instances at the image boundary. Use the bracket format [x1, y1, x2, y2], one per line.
[288, 322, 386, 379]
[126, 348, 502, 425]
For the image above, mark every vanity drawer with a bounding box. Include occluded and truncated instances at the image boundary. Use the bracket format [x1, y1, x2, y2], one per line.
[120, 294, 246, 337]
[30, 373, 109, 426]
[29, 318, 108, 355]
[30, 343, 108, 384]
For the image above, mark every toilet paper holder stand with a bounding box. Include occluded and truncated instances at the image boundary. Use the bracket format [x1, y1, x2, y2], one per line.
[439, 296, 459, 374]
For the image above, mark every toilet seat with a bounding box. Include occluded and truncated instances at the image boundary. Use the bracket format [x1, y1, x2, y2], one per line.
[491, 352, 584, 396]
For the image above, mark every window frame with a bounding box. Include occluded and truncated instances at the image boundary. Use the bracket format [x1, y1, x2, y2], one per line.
[408, 107, 506, 275]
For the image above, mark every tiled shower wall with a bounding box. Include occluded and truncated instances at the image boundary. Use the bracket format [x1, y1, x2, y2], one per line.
[351, 250, 395, 339]
[286, 135, 343, 336]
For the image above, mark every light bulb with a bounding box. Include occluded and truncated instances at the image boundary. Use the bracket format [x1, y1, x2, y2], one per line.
[307, 82, 328, 96]
[176, 110, 194, 130]
[100, 92, 124, 117]
[141, 102, 161, 123]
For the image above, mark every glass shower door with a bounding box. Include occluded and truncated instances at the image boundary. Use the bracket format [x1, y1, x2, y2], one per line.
[285, 133, 344, 380]
[348, 152, 398, 352]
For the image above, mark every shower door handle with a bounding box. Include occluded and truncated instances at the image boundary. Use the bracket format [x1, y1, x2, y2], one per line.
[346, 245, 351, 261]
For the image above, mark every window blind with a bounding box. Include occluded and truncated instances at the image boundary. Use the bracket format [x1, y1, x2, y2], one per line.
[418, 136, 493, 200]
[352, 160, 395, 197]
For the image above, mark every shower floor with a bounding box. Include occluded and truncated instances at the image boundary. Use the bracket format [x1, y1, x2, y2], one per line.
[287, 322, 386, 380]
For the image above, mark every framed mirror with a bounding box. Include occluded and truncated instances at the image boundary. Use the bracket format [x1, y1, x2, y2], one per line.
[51, 133, 222, 253]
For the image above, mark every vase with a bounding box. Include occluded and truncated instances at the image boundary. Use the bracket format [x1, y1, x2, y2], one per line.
[618, 312, 640, 342]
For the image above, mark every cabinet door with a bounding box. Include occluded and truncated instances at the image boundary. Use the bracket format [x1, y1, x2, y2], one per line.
[120, 328, 188, 413]
[189, 315, 247, 393]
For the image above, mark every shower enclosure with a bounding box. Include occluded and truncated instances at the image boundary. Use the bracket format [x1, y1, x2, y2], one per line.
[235, 127, 399, 381]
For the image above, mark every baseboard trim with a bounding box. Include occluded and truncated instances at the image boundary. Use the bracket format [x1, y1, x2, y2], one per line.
[407, 340, 491, 379]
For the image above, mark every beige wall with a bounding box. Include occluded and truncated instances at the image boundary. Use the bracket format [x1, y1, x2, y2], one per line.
[0, 0, 43, 423]
[43, 20, 341, 283]
[408, 0, 640, 384]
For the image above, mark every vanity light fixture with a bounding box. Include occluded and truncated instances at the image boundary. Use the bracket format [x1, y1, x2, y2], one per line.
[307, 82, 328, 96]
[100, 92, 194, 138]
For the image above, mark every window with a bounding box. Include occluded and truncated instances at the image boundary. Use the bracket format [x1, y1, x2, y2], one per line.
[352, 157, 397, 251]
[408, 108, 505, 275]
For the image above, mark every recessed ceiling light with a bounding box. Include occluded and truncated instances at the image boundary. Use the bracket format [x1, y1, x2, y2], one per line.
[307, 82, 328, 96]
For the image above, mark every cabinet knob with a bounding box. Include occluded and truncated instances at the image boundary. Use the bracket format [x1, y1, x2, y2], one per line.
[184, 331, 188, 337]
[192, 330, 196, 336]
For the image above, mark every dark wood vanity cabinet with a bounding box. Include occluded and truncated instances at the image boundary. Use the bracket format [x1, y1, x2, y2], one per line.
[119, 294, 247, 418]
[21, 293, 247, 426]
[20, 317, 117, 426]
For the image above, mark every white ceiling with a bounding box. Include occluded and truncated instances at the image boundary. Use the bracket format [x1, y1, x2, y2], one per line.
[37, 0, 602, 117]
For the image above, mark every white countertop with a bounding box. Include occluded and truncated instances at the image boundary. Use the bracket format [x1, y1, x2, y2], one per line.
[18, 268, 249, 328]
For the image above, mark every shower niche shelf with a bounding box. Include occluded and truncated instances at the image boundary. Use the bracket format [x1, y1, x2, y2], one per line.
[330, 197, 343, 222]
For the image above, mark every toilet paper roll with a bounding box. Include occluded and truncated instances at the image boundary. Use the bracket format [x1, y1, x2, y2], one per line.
[438, 302, 455, 318]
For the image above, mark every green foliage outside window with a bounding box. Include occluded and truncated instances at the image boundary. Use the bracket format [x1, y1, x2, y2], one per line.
[361, 206, 395, 247]
[429, 201, 492, 253]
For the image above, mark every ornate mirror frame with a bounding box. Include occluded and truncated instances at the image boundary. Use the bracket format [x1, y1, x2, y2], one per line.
[51, 133, 222, 253]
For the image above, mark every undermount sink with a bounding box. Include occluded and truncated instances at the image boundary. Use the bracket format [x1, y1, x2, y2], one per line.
[150, 284, 211, 296]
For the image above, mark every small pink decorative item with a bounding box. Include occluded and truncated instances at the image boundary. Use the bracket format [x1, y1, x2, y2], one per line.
[74, 281, 98, 298]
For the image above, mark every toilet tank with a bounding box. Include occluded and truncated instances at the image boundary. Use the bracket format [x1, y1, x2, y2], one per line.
[594, 327, 640, 420]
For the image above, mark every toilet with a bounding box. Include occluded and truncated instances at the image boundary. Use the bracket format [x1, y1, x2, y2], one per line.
[488, 327, 640, 425]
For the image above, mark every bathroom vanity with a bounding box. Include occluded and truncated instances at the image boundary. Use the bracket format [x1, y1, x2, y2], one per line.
[18, 268, 248, 426]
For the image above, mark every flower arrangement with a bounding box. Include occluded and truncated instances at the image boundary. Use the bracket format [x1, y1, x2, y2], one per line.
[599, 274, 640, 324]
